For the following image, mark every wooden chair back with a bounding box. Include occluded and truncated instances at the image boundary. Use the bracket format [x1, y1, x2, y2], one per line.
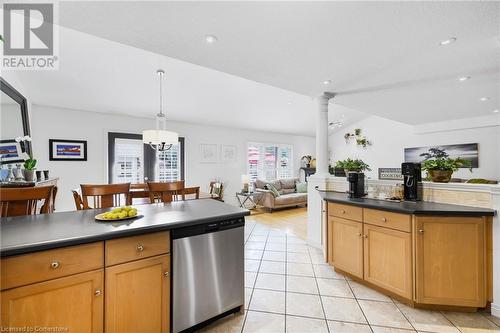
[72, 189, 84, 210]
[147, 181, 185, 203]
[0, 185, 56, 217]
[209, 181, 224, 201]
[182, 186, 200, 200]
[130, 183, 149, 198]
[80, 183, 131, 209]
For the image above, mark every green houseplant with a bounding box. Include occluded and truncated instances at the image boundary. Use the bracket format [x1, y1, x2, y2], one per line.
[335, 158, 371, 175]
[23, 155, 37, 182]
[420, 148, 472, 183]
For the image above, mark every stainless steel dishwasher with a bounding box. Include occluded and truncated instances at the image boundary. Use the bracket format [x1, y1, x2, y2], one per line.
[172, 217, 245, 333]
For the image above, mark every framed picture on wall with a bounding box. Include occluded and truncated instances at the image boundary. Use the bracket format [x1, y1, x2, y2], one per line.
[49, 139, 87, 161]
[200, 143, 218, 163]
[0, 140, 23, 164]
[221, 145, 237, 163]
[404, 143, 478, 168]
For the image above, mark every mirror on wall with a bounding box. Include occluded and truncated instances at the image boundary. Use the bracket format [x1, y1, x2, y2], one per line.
[0, 78, 31, 164]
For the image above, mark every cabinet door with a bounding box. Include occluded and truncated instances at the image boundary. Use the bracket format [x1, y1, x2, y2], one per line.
[331, 217, 363, 278]
[363, 224, 412, 299]
[415, 216, 485, 307]
[105, 255, 170, 333]
[1, 270, 103, 332]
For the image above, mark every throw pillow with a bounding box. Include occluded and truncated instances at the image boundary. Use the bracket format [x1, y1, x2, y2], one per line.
[296, 182, 307, 193]
[265, 183, 281, 197]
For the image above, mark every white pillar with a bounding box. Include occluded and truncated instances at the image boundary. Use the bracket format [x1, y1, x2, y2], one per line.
[307, 92, 335, 249]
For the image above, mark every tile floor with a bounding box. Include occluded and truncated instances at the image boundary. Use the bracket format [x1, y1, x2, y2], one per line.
[200, 219, 500, 333]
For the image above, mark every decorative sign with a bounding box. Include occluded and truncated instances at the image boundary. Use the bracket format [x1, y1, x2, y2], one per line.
[378, 168, 403, 180]
[404, 143, 478, 168]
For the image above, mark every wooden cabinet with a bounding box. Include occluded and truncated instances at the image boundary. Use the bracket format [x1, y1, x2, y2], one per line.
[363, 224, 412, 299]
[1, 269, 103, 332]
[105, 255, 170, 333]
[415, 216, 486, 307]
[330, 217, 363, 278]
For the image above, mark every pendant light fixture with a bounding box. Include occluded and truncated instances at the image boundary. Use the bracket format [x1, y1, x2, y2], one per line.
[143, 69, 179, 151]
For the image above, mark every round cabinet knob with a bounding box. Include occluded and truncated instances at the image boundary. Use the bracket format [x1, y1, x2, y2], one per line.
[381, 217, 387, 222]
[340, 210, 346, 214]
[164, 271, 169, 277]
[358, 233, 362, 237]
[418, 229, 424, 234]
[50, 261, 60, 269]
[136, 244, 144, 252]
[94, 289, 101, 296]
[363, 234, 368, 239]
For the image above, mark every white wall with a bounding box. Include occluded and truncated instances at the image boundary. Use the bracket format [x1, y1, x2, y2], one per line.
[29, 105, 315, 211]
[329, 115, 500, 180]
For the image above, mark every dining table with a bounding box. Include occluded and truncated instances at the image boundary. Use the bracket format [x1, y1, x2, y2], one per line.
[129, 186, 220, 205]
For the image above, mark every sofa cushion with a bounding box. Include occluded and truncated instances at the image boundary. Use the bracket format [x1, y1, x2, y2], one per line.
[275, 193, 307, 206]
[269, 180, 282, 191]
[296, 182, 307, 193]
[265, 183, 281, 197]
[282, 188, 296, 195]
[280, 178, 297, 189]
[254, 179, 267, 189]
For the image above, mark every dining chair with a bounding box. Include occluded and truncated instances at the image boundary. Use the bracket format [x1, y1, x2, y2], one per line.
[147, 181, 185, 203]
[182, 186, 200, 200]
[71, 188, 84, 210]
[209, 181, 224, 202]
[0, 185, 57, 217]
[80, 183, 131, 209]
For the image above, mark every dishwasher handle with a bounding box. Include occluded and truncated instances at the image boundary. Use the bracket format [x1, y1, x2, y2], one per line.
[172, 218, 245, 239]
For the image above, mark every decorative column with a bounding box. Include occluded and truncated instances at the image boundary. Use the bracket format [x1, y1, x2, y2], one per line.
[307, 92, 335, 250]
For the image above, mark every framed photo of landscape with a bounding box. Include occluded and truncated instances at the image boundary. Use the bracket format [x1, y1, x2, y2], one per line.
[49, 139, 87, 161]
[0, 140, 23, 164]
[404, 143, 478, 168]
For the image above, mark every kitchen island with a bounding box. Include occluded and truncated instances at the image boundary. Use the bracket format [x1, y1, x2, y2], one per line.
[319, 190, 495, 311]
[0, 199, 249, 333]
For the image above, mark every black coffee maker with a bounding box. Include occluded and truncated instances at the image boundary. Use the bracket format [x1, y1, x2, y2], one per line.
[348, 172, 365, 198]
[401, 162, 423, 201]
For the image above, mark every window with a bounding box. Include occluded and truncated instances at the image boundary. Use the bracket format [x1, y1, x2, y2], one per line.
[108, 133, 185, 183]
[247, 142, 293, 182]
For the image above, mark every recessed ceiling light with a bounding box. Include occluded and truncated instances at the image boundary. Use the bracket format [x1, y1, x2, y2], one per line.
[439, 37, 456, 46]
[479, 97, 490, 102]
[323, 80, 332, 85]
[458, 76, 470, 82]
[204, 35, 218, 44]
[493, 109, 499, 113]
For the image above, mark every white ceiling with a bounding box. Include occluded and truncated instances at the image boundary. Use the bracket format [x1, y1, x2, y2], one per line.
[56, 1, 500, 125]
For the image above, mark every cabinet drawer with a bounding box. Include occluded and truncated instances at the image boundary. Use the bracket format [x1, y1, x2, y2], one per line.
[105, 231, 170, 266]
[328, 203, 363, 222]
[1, 242, 104, 290]
[363, 208, 411, 233]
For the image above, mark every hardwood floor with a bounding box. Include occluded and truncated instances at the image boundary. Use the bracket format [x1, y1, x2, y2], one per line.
[245, 207, 308, 240]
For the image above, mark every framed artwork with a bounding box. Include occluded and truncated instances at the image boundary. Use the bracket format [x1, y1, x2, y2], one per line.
[49, 139, 87, 161]
[221, 145, 237, 163]
[404, 143, 478, 168]
[200, 143, 218, 163]
[0, 140, 23, 164]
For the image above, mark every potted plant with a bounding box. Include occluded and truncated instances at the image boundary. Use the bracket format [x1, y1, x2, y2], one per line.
[335, 158, 371, 175]
[420, 148, 472, 183]
[23, 155, 37, 182]
[300, 155, 312, 168]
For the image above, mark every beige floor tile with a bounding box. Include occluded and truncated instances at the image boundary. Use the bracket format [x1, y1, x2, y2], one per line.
[286, 252, 311, 263]
[249, 235, 268, 242]
[321, 296, 367, 323]
[287, 244, 309, 253]
[358, 300, 412, 330]
[255, 272, 285, 291]
[249, 289, 285, 314]
[286, 315, 329, 333]
[316, 278, 354, 298]
[286, 292, 325, 319]
[245, 259, 261, 272]
[286, 275, 319, 294]
[262, 250, 286, 262]
[287, 262, 314, 277]
[267, 236, 286, 244]
[199, 313, 245, 333]
[310, 253, 327, 264]
[348, 280, 392, 302]
[259, 260, 285, 274]
[395, 303, 459, 333]
[313, 264, 345, 280]
[245, 288, 253, 309]
[252, 229, 270, 236]
[266, 242, 286, 251]
[370, 327, 416, 333]
[443, 312, 500, 333]
[246, 241, 266, 250]
[243, 311, 285, 333]
[327, 321, 372, 333]
[245, 271, 257, 288]
[481, 312, 500, 327]
[287, 237, 306, 245]
[246, 249, 264, 260]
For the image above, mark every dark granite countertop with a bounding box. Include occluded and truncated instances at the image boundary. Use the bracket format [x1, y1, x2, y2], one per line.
[318, 190, 496, 216]
[0, 199, 250, 257]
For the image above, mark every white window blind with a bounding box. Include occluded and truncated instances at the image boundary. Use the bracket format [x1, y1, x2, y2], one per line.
[113, 138, 144, 183]
[156, 143, 181, 182]
[247, 142, 293, 182]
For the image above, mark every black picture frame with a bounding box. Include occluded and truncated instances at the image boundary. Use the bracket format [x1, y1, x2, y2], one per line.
[0, 78, 31, 161]
[49, 139, 87, 161]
